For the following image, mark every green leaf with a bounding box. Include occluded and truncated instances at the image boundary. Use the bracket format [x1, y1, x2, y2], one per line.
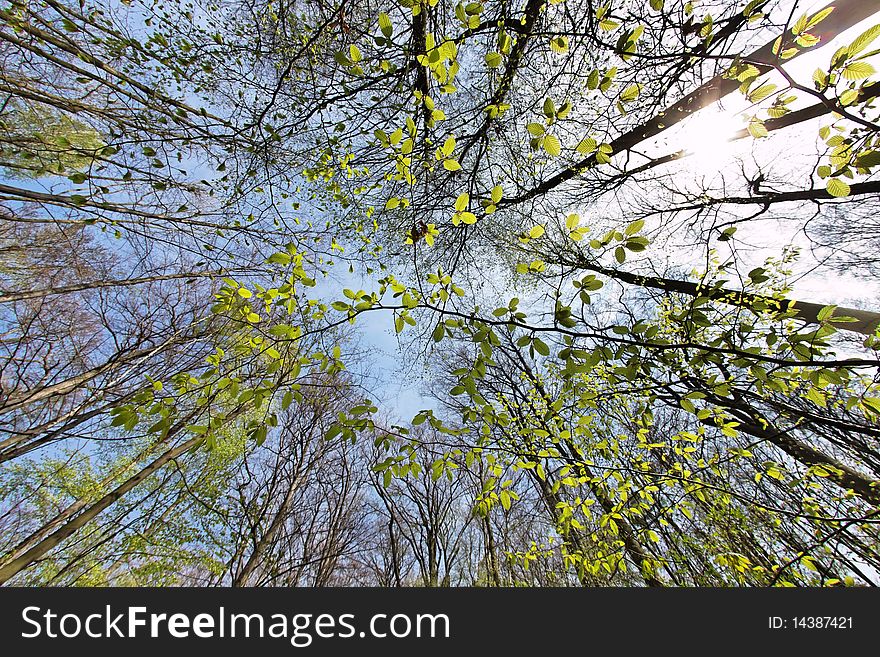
[595, 143, 613, 164]
[620, 84, 641, 102]
[550, 36, 569, 54]
[542, 97, 555, 118]
[378, 12, 393, 37]
[527, 122, 546, 137]
[817, 304, 837, 322]
[826, 178, 851, 197]
[325, 424, 342, 441]
[625, 237, 648, 251]
[848, 24, 880, 57]
[855, 150, 880, 168]
[862, 397, 880, 417]
[748, 82, 777, 103]
[485, 51, 503, 67]
[455, 192, 469, 211]
[748, 119, 769, 138]
[442, 135, 456, 155]
[543, 134, 561, 157]
[624, 218, 644, 235]
[533, 337, 550, 356]
[432, 323, 445, 342]
[718, 226, 737, 241]
[839, 88, 860, 106]
[576, 137, 597, 154]
[805, 6, 834, 32]
[842, 61, 875, 80]
[267, 251, 292, 265]
[528, 225, 545, 239]
[747, 267, 768, 283]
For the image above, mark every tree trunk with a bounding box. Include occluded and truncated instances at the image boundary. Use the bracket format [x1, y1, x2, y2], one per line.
[571, 259, 880, 336]
[0, 432, 202, 584]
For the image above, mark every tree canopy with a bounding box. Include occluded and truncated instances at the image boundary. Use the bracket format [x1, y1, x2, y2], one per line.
[1, 0, 880, 586]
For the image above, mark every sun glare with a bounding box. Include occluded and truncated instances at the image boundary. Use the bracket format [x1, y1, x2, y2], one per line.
[679, 108, 745, 164]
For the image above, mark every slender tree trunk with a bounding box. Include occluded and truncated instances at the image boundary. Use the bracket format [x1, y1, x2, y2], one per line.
[0, 337, 181, 414]
[0, 410, 199, 568]
[688, 388, 880, 505]
[527, 470, 595, 587]
[504, 349, 665, 586]
[232, 476, 303, 587]
[0, 431, 204, 584]
[0, 271, 219, 304]
[570, 259, 880, 336]
[482, 515, 501, 586]
[0, 406, 105, 460]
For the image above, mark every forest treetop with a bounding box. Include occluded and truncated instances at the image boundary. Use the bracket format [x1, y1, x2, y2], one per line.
[1, 0, 880, 587]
